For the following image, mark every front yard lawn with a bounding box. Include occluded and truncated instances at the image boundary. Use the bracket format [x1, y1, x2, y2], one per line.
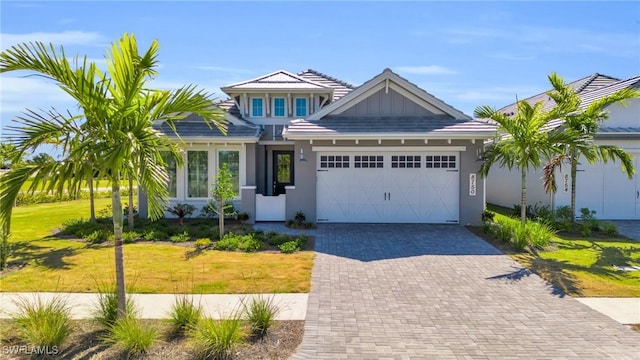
[479, 207, 640, 297]
[2, 199, 313, 293]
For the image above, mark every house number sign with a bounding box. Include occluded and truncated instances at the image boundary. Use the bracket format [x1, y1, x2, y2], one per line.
[469, 173, 477, 196]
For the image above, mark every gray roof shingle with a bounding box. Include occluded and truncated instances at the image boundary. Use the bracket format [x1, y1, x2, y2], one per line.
[298, 69, 355, 101]
[153, 113, 260, 139]
[285, 116, 496, 138]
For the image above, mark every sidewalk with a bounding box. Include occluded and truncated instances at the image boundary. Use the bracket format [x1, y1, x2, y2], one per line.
[0, 292, 308, 320]
[575, 297, 640, 324]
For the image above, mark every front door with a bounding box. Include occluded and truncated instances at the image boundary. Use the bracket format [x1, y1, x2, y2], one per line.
[273, 151, 294, 195]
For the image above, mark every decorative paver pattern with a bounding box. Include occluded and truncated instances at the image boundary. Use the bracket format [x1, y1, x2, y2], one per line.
[289, 224, 639, 359]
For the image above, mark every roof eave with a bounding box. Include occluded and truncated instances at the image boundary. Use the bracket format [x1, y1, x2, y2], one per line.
[283, 131, 497, 141]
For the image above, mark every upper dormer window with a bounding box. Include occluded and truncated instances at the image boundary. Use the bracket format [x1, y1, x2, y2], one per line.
[273, 97, 286, 117]
[251, 97, 264, 117]
[295, 97, 307, 117]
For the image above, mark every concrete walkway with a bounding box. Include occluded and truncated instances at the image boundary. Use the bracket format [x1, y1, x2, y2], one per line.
[576, 297, 640, 324]
[289, 223, 639, 359]
[0, 293, 307, 320]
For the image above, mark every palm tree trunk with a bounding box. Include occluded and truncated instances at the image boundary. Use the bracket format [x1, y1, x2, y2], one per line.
[89, 175, 95, 221]
[112, 180, 126, 319]
[570, 149, 578, 224]
[520, 167, 527, 224]
[128, 177, 134, 228]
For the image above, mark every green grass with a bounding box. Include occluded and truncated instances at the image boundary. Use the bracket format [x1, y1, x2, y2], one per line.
[19, 178, 136, 192]
[486, 207, 640, 297]
[3, 198, 313, 294]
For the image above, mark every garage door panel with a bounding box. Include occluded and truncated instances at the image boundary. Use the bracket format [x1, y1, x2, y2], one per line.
[316, 152, 460, 223]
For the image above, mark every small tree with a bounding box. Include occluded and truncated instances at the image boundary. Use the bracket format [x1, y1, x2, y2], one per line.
[209, 163, 236, 236]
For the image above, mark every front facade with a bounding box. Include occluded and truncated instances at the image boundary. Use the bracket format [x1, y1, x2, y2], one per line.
[487, 74, 640, 220]
[143, 68, 496, 225]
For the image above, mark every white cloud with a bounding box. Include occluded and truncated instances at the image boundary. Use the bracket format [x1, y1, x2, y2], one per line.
[0, 76, 75, 114]
[0, 31, 107, 50]
[395, 65, 457, 75]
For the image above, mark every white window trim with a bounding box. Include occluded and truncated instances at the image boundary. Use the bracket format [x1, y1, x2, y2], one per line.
[295, 97, 308, 117]
[185, 149, 211, 200]
[250, 97, 265, 118]
[160, 151, 180, 200]
[216, 147, 244, 201]
[272, 97, 287, 117]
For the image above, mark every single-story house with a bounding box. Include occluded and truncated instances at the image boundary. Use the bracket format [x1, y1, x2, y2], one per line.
[487, 73, 640, 220]
[140, 68, 496, 224]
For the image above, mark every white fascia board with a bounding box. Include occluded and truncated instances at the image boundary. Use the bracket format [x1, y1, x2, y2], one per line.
[284, 132, 496, 141]
[312, 146, 467, 152]
[171, 137, 258, 144]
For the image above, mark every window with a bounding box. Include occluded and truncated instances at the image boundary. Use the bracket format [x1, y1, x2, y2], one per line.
[320, 155, 350, 168]
[295, 97, 307, 117]
[251, 98, 264, 117]
[354, 155, 383, 168]
[391, 155, 421, 168]
[218, 150, 240, 195]
[160, 151, 177, 198]
[187, 151, 208, 198]
[273, 97, 286, 117]
[425, 155, 457, 169]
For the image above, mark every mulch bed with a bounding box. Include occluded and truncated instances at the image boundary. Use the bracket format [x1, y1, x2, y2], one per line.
[0, 319, 304, 359]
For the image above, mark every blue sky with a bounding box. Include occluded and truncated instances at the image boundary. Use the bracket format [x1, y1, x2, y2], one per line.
[1, 1, 639, 147]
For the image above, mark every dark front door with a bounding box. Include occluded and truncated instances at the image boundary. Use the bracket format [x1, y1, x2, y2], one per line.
[273, 151, 294, 195]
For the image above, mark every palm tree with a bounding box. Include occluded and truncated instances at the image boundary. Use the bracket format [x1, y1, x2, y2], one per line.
[542, 73, 638, 222]
[0, 34, 226, 318]
[475, 100, 574, 223]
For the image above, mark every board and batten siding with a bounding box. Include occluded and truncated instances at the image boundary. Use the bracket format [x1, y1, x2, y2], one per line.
[339, 88, 445, 117]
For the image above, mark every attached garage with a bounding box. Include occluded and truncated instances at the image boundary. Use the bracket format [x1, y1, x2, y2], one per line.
[316, 149, 460, 223]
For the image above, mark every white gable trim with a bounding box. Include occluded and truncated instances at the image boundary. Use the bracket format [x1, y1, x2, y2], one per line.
[221, 70, 332, 91]
[309, 69, 471, 121]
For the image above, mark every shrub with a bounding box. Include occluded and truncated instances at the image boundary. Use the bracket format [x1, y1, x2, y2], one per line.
[170, 231, 190, 243]
[105, 316, 157, 356]
[194, 238, 212, 248]
[86, 229, 111, 244]
[143, 230, 168, 242]
[122, 231, 141, 244]
[191, 316, 246, 359]
[603, 222, 618, 237]
[268, 233, 293, 246]
[237, 212, 249, 223]
[554, 205, 574, 230]
[494, 219, 514, 243]
[579, 208, 600, 232]
[511, 223, 529, 251]
[579, 222, 592, 237]
[527, 221, 555, 249]
[167, 203, 196, 226]
[481, 209, 495, 223]
[242, 295, 279, 336]
[215, 233, 263, 252]
[92, 283, 139, 330]
[167, 295, 202, 336]
[12, 295, 72, 349]
[279, 241, 300, 254]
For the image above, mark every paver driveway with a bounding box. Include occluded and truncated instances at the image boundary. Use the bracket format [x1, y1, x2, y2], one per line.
[288, 224, 640, 359]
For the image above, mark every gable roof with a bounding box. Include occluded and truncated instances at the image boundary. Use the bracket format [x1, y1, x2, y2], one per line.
[498, 73, 620, 116]
[298, 69, 355, 101]
[220, 70, 332, 92]
[308, 68, 471, 121]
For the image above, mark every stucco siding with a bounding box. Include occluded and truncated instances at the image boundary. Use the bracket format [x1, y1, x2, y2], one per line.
[458, 142, 488, 225]
[286, 141, 317, 221]
[339, 88, 441, 117]
[486, 166, 552, 210]
[603, 98, 640, 128]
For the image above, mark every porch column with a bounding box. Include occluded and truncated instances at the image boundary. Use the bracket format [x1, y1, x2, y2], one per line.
[241, 186, 256, 224]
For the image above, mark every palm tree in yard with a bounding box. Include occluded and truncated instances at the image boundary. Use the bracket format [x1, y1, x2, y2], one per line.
[542, 73, 638, 223]
[0, 34, 226, 318]
[474, 100, 575, 224]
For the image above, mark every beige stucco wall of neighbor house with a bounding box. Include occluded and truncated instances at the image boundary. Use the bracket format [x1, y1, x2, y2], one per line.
[284, 139, 487, 225]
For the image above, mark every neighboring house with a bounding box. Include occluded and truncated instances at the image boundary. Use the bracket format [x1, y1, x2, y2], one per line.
[141, 68, 496, 225]
[487, 74, 640, 220]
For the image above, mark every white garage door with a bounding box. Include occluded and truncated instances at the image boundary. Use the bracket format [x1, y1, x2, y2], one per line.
[575, 152, 640, 220]
[316, 152, 459, 223]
